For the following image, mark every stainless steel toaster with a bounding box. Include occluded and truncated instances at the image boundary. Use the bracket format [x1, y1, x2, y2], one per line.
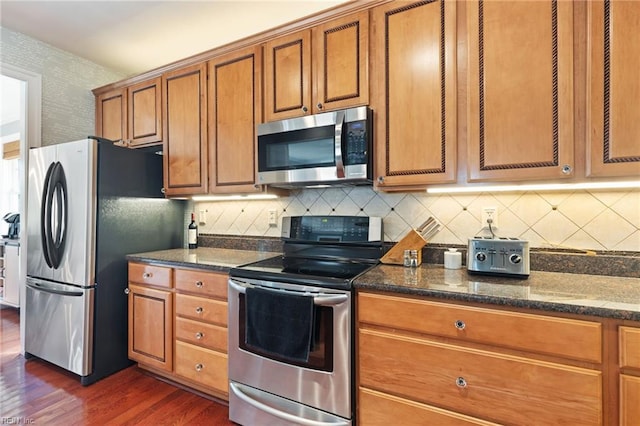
[467, 237, 530, 278]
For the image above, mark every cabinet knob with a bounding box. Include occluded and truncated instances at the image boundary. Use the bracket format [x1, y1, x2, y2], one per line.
[196, 307, 204, 314]
[195, 363, 203, 372]
[124, 288, 130, 295]
[561, 164, 572, 174]
[195, 280, 203, 288]
[454, 320, 466, 330]
[301, 106, 308, 113]
[161, 187, 166, 194]
[456, 377, 467, 388]
[195, 332, 204, 339]
[377, 176, 385, 184]
[316, 102, 323, 110]
[142, 272, 152, 279]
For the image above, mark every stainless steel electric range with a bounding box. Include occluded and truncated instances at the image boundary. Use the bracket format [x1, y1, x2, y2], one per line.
[228, 215, 384, 426]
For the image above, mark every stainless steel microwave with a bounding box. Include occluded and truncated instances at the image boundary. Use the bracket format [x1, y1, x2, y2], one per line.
[257, 106, 372, 188]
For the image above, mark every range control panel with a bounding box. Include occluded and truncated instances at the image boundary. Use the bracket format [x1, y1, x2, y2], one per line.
[467, 237, 530, 278]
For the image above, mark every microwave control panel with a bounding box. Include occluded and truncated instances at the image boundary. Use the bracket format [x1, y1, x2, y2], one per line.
[344, 120, 369, 165]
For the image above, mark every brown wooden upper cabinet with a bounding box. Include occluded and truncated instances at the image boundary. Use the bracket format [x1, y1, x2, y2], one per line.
[263, 11, 369, 122]
[128, 77, 162, 147]
[467, 0, 575, 182]
[372, 0, 457, 189]
[208, 46, 263, 193]
[95, 87, 127, 144]
[95, 77, 162, 148]
[162, 63, 208, 196]
[587, 0, 640, 177]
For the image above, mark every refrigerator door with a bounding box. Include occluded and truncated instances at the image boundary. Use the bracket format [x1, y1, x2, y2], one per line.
[25, 276, 94, 376]
[27, 139, 95, 287]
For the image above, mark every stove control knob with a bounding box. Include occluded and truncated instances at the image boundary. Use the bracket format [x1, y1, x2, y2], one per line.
[475, 252, 487, 262]
[509, 254, 522, 264]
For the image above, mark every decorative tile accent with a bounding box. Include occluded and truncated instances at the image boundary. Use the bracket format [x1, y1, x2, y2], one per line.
[195, 187, 640, 252]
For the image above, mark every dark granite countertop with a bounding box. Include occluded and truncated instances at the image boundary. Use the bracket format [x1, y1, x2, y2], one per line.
[126, 247, 280, 273]
[354, 264, 640, 321]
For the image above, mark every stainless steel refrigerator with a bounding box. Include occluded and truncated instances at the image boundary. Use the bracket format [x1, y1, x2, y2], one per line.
[25, 138, 184, 385]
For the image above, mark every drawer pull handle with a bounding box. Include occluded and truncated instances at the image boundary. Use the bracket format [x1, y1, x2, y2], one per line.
[195, 281, 203, 288]
[454, 320, 466, 330]
[195, 363, 203, 372]
[195, 332, 204, 339]
[196, 307, 204, 314]
[456, 377, 467, 388]
[142, 272, 152, 279]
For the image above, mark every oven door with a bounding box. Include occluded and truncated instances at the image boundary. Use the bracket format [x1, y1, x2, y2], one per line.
[228, 277, 352, 425]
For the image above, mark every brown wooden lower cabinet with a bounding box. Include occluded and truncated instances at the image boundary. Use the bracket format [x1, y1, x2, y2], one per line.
[127, 262, 229, 400]
[357, 291, 606, 426]
[619, 325, 640, 426]
[359, 387, 499, 426]
[620, 374, 640, 426]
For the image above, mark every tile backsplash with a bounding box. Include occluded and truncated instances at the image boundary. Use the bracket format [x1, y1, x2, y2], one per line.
[195, 187, 639, 252]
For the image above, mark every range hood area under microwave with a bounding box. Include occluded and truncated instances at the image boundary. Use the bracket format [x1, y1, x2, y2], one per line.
[256, 106, 373, 189]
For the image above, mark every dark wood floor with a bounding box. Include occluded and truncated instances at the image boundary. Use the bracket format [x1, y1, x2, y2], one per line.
[0, 305, 234, 425]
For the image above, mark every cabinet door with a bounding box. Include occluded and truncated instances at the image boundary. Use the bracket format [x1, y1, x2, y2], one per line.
[128, 77, 162, 147]
[467, 0, 574, 182]
[162, 63, 208, 196]
[96, 88, 127, 144]
[372, 0, 457, 189]
[128, 284, 173, 372]
[587, 0, 640, 177]
[264, 29, 312, 122]
[312, 11, 369, 114]
[208, 46, 262, 193]
[621, 374, 640, 426]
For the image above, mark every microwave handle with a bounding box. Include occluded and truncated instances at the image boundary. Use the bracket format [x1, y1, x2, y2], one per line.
[334, 110, 346, 178]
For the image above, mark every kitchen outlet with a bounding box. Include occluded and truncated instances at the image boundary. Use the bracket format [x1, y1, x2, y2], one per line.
[481, 207, 498, 229]
[199, 210, 207, 225]
[268, 209, 278, 226]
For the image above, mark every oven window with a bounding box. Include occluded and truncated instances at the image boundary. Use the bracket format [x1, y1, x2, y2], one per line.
[238, 293, 334, 372]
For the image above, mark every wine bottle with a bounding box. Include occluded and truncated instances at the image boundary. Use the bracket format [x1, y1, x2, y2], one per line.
[188, 212, 198, 249]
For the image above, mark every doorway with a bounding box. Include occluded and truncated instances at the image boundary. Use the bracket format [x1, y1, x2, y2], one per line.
[0, 64, 42, 354]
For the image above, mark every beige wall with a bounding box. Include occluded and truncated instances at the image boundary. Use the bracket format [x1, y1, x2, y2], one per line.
[195, 187, 640, 252]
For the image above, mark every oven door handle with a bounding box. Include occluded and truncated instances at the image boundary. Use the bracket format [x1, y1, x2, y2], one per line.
[229, 382, 350, 426]
[229, 279, 348, 307]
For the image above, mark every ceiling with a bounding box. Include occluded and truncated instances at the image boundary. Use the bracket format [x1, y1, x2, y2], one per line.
[0, 0, 348, 77]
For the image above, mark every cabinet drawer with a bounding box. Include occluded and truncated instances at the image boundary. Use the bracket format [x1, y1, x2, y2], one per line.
[359, 388, 499, 426]
[359, 329, 602, 426]
[176, 317, 227, 352]
[620, 374, 640, 426]
[175, 293, 227, 326]
[175, 340, 228, 394]
[128, 262, 172, 288]
[175, 268, 228, 299]
[358, 292, 602, 363]
[620, 326, 640, 369]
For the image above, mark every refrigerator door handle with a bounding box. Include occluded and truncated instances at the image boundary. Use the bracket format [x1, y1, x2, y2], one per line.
[41, 161, 68, 270]
[26, 281, 84, 297]
[41, 162, 55, 268]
